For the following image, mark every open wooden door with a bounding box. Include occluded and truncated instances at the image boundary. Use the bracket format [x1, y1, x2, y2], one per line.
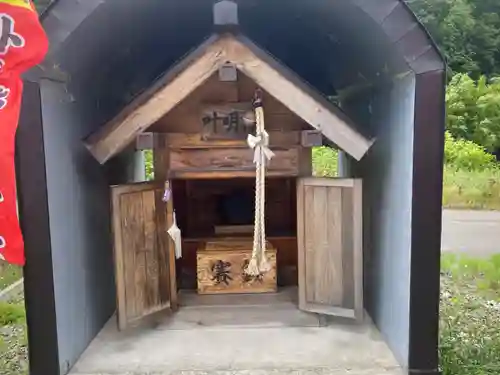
[111, 181, 178, 330]
[297, 178, 363, 322]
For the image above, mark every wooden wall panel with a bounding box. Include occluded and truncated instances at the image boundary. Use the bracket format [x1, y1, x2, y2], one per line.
[165, 131, 302, 148]
[148, 73, 310, 134]
[168, 147, 300, 177]
[341, 186, 355, 309]
[302, 185, 344, 306]
[174, 178, 296, 238]
[111, 183, 173, 330]
[297, 178, 363, 321]
[298, 147, 313, 177]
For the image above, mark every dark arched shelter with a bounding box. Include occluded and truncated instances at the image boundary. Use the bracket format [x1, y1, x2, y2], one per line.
[17, 1, 445, 374]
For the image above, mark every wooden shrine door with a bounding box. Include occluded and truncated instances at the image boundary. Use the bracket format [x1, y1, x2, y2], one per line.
[111, 181, 177, 330]
[297, 178, 364, 322]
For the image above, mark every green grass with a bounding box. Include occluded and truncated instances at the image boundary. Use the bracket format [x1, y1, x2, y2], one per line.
[0, 302, 26, 327]
[0, 264, 23, 291]
[443, 167, 500, 210]
[0, 297, 28, 375]
[440, 254, 500, 375]
[0, 264, 27, 374]
[311, 146, 500, 210]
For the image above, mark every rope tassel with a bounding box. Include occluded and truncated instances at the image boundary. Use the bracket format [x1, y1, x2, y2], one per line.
[247, 131, 275, 165]
[245, 88, 272, 276]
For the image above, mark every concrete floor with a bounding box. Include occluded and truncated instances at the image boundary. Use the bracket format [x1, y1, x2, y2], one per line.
[442, 209, 500, 256]
[67, 208, 500, 375]
[69, 290, 402, 375]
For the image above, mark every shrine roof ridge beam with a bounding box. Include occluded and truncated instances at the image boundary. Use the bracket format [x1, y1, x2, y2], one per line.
[83, 32, 375, 164]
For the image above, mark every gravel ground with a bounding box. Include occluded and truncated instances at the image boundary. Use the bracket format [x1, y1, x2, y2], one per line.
[0, 293, 28, 375]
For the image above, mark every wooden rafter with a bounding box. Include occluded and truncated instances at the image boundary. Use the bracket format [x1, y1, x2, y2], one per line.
[84, 35, 226, 164]
[84, 33, 374, 164]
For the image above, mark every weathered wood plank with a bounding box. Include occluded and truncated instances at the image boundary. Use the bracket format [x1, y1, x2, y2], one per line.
[111, 188, 126, 330]
[154, 188, 172, 308]
[164, 180, 178, 310]
[142, 189, 159, 309]
[110, 182, 174, 330]
[200, 102, 254, 140]
[178, 236, 297, 289]
[119, 193, 144, 320]
[297, 179, 306, 308]
[297, 177, 363, 321]
[162, 131, 302, 149]
[153, 133, 167, 181]
[312, 185, 337, 305]
[325, 186, 344, 305]
[298, 178, 355, 188]
[85, 35, 230, 164]
[150, 73, 309, 134]
[227, 35, 374, 160]
[154, 110, 308, 134]
[341, 186, 354, 309]
[136, 133, 155, 151]
[168, 148, 299, 173]
[214, 225, 254, 235]
[153, 136, 175, 309]
[301, 130, 323, 147]
[304, 184, 315, 304]
[352, 179, 364, 321]
[298, 147, 312, 177]
[197, 239, 277, 295]
[168, 169, 300, 179]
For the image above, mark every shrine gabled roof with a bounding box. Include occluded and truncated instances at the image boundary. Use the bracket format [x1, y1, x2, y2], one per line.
[33, 0, 445, 146]
[83, 32, 375, 164]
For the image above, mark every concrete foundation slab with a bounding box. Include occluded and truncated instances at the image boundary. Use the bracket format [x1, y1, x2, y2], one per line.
[69, 290, 403, 375]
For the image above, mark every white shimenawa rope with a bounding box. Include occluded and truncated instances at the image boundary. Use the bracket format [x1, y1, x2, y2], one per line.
[245, 89, 275, 276]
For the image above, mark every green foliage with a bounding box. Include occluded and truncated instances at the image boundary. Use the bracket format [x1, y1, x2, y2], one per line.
[443, 132, 500, 210]
[0, 264, 23, 291]
[145, 150, 154, 181]
[443, 167, 500, 210]
[446, 74, 500, 151]
[407, 0, 500, 78]
[311, 146, 338, 177]
[442, 253, 500, 291]
[0, 303, 25, 326]
[440, 254, 500, 375]
[407, 1, 500, 155]
[444, 131, 497, 170]
[0, 300, 28, 375]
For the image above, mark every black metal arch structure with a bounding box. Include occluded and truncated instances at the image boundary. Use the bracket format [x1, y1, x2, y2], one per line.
[18, 1, 445, 375]
[34, 0, 443, 122]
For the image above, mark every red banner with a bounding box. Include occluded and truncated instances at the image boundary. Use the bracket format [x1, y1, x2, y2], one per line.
[0, 1, 48, 265]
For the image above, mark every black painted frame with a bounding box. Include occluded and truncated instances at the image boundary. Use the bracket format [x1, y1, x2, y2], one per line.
[16, 81, 60, 375]
[407, 70, 446, 375]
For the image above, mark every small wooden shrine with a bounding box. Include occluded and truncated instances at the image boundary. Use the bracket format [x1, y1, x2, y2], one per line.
[84, 13, 372, 330]
[18, 2, 446, 374]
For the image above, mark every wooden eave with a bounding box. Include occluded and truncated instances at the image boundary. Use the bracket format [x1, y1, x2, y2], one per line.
[84, 33, 375, 164]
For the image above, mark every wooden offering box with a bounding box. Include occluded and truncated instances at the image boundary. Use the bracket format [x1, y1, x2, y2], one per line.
[196, 238, 277, 295]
